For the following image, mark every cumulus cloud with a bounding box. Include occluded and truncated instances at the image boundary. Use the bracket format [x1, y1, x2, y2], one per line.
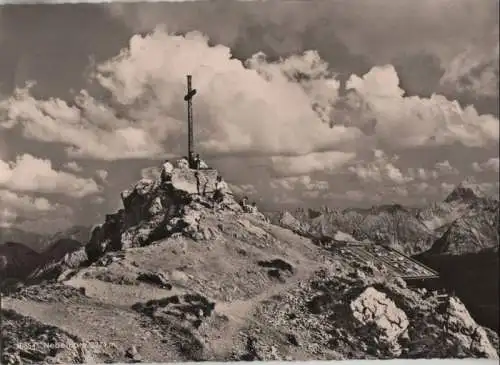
[478, 181, 500, 197]
[414, 182, 430, 194]
[140, 166, 162, 180]
[96, 169, 109, 182]
[440, 31, 499, 98]
[472, 157, 500, 173]
[0, 28, 361, 161]
[345, 190, 365, 202]
[0, 189, 57, 215]
[0, 189, 73, 232]
[1, 26, 498, 214]
[440, 182, 455, 194]
[63, 161, 83, 173]
[348, 149, 413, 185]
[270, 175, 329, 193]
[14, 217, 75, 234]
[270, 151, 355, 177]
[1, 28, 497, 172]
[324, 189, 382, 204]
[90, 196, 106, 205]
[434, 160, 459, 175]
[229, 183, 258, 198]
[339, 65, 499, 148]
[0, 154, 100, 198]
[407, 168, 439, 181]
[0, 86, 166, 161]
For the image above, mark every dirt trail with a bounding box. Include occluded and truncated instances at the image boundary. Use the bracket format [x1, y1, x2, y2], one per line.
[63, 277, 182, 307]
[202, 216, 327, 358]
[2, 297, 179, 362]
[208, 262, 314, 358]
[3, 214, 328, 361]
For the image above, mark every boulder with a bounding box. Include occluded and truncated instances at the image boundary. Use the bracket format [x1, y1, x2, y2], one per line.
[446, 297, 498, 359]
[350, 287, 409, 356]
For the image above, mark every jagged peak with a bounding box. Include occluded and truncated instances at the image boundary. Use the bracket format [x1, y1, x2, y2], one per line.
[85, 159, 267, 263]
[1, 242, 38, 253]
[445, 178, 486, 203]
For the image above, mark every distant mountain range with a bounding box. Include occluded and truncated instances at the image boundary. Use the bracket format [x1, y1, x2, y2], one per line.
[0, 225, 92, 253]
[2, 166, 498, 363]
[267, 180, 499, 256]
[0, 225, 92, 289]
[266, 180, 499, 331]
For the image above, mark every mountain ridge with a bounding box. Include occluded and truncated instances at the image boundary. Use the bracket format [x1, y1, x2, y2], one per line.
[1, 164, 498, 363]
[267, 179, 499, 256]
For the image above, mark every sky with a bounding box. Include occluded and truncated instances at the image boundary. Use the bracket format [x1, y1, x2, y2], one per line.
[0, 0, 499, 234]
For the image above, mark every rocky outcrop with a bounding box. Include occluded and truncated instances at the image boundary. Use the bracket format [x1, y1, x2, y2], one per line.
[444, 179, 488, 203]
[270, 180, 498, 257]
[426, 198, 498, 255]
[445, 297, 498, 358]
[132, 293, 216, 329]
[350, 287, 409, 357]
[0, 242, 41, 283]
[85, 161, 266, 264]
[1, 309, 91, 365]
[415, 248, 499, 332]
[137, 271, 172, 289]
[28, 247, 88, 284]
[415, 184, 499, 332]
[1, 237, 86, 289]
[3, 164, 497, 363]
[276, 210, 310, 235]
[271, 205, 437, 255]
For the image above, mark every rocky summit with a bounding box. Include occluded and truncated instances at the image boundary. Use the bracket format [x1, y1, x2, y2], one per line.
[1, 160, 499, 364]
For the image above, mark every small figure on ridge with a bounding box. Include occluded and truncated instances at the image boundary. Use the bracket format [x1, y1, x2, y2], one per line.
[213, 175, 229, 204]
[161, 159, 174, 183]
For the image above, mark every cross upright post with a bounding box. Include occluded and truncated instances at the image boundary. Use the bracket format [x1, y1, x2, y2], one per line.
[184, 75, 197, 168]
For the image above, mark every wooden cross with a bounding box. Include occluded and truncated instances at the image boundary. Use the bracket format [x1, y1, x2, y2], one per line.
[184, 75, 197, 166]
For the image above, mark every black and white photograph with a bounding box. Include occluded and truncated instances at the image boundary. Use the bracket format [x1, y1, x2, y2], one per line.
[0, 0, 499, 363]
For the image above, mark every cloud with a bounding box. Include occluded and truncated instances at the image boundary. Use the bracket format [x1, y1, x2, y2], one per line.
[0, 86, 166, 161]
[63, 161, 83, 173]
[229, 183, 258, 198]
[407, 168, 439, 181]
[440, 31, 499, 99]
[0, 28, 361, 162]
[414, 182, 430, 194]
[13, 216, 76, 234]
[270, 175, 329, 193]
[407, 161, 460, 181]
[0, 154, 100, 198]
[325, 189, 382, 204]
[108, 1, 497, 67]
[140, 166, 162, 180]
[0, 189, 73, 232]
[96, 169, 109, 182]
[2, 28, 497, 170]
[106, 1, 500, 120]
[440, 182, 455, 194]
[478, 181, 500, 197]
[270, 151, 355, 177]
[90, 196, 106, 205]
[270, 193, 302, 206]
[0, 189, 57, 215]
[472, 157, 500, 173]
[345, 190, 365, 202]
[348, 149, 413, 185]
[391, 186, 409, 197]
[270, 177, 298, 191]
[339, 65, 499, 149]
[434, 160, 459, 175]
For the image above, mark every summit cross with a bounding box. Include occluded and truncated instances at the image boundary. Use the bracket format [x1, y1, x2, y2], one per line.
[184, 75, 197, 167]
